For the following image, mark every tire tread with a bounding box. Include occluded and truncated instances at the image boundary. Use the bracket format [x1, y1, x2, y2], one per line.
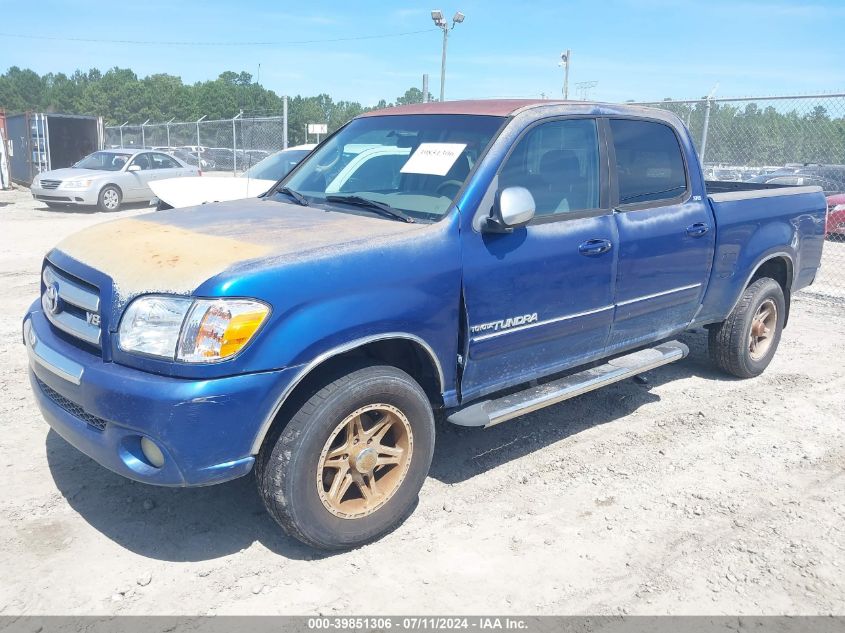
[708, 277, 783, 378]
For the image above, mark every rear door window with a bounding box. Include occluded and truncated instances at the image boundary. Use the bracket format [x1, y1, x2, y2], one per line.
[151, 153, 181, 169]
[610, 119, 687, 206]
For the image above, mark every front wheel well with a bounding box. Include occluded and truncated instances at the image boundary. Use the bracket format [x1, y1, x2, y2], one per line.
[100, 183, 122, 196]
[255, 338, 444, 455]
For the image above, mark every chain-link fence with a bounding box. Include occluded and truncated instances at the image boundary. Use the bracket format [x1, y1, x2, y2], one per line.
[104, 115, 290, 174]
[634, 94, 845, 297]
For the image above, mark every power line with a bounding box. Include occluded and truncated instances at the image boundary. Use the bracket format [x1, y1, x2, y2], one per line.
[0, 28, 437, 47]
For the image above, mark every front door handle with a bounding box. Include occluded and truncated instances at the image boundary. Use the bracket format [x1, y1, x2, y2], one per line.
[578, 238, 613, 256]
[686, 222, 710, 237]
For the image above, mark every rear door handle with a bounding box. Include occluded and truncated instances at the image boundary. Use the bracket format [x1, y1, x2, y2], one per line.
[686, 222, 710, 237]
[578, 238, 613, 256]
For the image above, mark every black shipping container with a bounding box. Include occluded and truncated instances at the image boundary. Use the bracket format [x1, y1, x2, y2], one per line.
[5, 112, 103, 186]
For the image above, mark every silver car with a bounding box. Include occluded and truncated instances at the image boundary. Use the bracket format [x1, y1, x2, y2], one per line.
[30, 149, 199, 211]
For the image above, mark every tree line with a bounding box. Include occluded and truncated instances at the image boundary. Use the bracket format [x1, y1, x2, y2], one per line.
[0, 66, 432, 145]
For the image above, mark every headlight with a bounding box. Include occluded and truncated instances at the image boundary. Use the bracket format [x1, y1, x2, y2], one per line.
[118, 296, 191, 358]
[832, 204, 845, 213]
[63, 179, 93, 189]
[118, 296, 269, 362]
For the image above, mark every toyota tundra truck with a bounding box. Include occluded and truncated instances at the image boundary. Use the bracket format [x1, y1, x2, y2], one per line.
[23, 100, 827, 550]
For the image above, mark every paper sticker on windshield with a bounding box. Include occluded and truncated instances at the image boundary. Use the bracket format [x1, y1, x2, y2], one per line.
[400, 143, 467, 176]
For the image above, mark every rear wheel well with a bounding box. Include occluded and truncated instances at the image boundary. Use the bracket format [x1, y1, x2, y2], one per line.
[257, 338, 443, 454]
[748, 256, 792, 326]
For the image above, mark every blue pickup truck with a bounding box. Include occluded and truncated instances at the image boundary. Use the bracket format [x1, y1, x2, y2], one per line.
[23, 100, 827, 549]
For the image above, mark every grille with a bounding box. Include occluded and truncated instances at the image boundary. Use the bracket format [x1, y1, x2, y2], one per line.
[42, 264, 102, 348]
[36, 378, 108, 431]
[40, 180, 61, 190]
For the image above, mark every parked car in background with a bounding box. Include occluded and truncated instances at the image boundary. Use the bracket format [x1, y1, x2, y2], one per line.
[150, 144, 315, 209]
[204, 147, 246, 171]
[166, 147, 215, 171]
[30, 149, 199, 211]
[242, 149, 271, 167]
[827, 194, 845, 237]
[746, 171, 845, 196]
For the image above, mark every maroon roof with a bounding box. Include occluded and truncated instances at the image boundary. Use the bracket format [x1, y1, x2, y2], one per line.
[359, 99, 572, 118]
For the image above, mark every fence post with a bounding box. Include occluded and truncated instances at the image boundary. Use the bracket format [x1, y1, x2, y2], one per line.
[118, 121, 128, 148]
[283, 96, 288, 149]
[700, 98, 712, 164]
[165, 117, 175, 148]
[232, 111, 243, 174]
[195, 115, 207, 167]
[140, 119, 150, 149]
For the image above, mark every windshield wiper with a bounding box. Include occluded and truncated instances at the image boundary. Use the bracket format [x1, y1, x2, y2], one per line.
[277, 186, 309, 206]
[324, 195, 415, 223]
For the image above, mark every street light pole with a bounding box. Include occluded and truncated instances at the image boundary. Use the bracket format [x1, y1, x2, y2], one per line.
[431, 10, 465, 102]
[439, 26, 448, 102]
[560, 50, 571, 99]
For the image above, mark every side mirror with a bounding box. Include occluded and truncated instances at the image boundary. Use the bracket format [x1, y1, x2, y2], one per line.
[483, 186, 536, 233]
[127, 164, 141, 172]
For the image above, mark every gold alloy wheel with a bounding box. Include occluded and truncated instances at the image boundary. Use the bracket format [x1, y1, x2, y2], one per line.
[749, 298, 777, 361]
[316, 404, 414, 519]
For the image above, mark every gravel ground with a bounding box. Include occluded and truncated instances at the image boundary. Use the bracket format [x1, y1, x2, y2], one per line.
[1, 185, 843, 615]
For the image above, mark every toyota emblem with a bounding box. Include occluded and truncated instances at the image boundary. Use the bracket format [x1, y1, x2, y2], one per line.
[45, 283, 59, 314]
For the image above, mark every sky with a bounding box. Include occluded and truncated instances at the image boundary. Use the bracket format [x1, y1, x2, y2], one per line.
[1, 0, 844, 106]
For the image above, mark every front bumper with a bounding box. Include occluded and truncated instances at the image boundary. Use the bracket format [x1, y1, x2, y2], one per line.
[31, 185, 99, 206]
[24, 308, 295, 486]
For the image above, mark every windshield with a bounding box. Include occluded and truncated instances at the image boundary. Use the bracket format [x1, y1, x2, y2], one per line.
[74, 151, 132, 171]
[275, 114, 504, 222]
[245, 149, 312, 180]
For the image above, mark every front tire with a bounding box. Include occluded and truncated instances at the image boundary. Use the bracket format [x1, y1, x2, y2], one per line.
[257, 363, 435, 550]
[708, 277, 785, 378]
[97, 185, 121, 211]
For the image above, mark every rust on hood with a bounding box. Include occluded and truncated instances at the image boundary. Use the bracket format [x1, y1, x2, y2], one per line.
[55, 217, 271, 297]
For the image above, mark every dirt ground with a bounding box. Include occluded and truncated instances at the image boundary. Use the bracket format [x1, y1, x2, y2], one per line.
[1, 185, 843, 616]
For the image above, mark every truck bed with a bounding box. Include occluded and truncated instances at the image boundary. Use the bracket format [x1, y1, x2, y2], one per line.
[694, 182, 827, 326]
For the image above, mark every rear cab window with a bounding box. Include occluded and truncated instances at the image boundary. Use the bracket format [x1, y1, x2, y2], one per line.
[610, 119, 688, 207]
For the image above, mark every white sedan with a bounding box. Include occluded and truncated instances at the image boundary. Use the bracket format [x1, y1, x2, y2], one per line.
[150, 144, 316, 210]
[31, 149, 198, 211]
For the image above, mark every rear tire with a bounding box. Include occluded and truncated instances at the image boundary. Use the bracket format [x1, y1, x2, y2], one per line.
[97, 185, 121, 212]
[708, 277, 785, 378]
[257, 363, 435, 550]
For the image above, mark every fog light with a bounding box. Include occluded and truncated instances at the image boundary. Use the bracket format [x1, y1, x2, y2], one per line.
[140, 437, 165, 468]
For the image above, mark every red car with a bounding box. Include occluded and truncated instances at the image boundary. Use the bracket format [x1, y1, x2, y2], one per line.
[827, 194, 845, 237]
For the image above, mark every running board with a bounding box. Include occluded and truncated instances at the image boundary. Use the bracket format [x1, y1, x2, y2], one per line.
[447, 341, 689, 428]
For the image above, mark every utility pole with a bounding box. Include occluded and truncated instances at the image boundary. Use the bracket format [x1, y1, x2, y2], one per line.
[560, 50, 571, 99]
[431, 10, 465, 102]
[282, 95, 288, 149]
[439, 27, 448, 102]
[422, 73, 430, 103]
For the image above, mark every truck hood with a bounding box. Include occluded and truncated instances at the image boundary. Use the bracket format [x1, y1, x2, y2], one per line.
[149, 176, 277, 209]
[52, 197, 426, 299]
